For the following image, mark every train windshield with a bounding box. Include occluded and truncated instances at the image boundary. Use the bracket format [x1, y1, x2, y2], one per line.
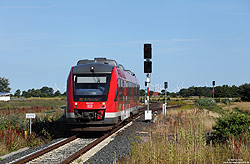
[73, 74, 111, 102]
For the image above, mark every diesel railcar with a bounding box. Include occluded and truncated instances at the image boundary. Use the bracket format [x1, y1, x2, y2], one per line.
[66, 58, 140, 130]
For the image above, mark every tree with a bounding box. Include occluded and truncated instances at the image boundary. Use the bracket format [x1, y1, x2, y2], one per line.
[54, 90, 61, 97]
[22, 91, 31, 98]
[179, 88, 190, 97]
[161, 89, 165, 95]
[149, 90, 154, 96]
[140, 89, 145, 96]
[62, 92, 67, 96]
[40, 86, 54, 97]
[0, 77, 11, 92]
[14, 89, 21, 97]
[31, 89, 41, 97]
[238, 83, 250, 101]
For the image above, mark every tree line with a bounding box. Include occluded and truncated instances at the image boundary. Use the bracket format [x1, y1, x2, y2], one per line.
[1, 76, 250, 100]
[140, 83, 250, 101]
[14, 87, 66, 98]
[0, 77, 65, 98]
[179, 84, 250, 101]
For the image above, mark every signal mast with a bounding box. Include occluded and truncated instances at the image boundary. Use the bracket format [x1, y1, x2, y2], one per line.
[144, 44, 152, 121]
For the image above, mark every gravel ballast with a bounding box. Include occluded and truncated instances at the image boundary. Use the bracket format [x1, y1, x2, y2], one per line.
[84, 113, 151, 164]
[0, 138, 66, 164]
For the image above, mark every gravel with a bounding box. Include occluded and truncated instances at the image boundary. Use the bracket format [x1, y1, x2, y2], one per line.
[0, 138, 65, 164]
[84, 113, 151, 164]
[28, 138, 96, 164]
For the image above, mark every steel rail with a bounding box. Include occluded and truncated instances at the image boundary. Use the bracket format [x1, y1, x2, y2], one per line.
[12, 102, 171, 164]
[60, 103, 160, 164]
[12, 135, 78, 164]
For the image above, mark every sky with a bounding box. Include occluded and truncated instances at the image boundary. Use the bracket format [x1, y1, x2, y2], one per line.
[0, 0, 250, 93]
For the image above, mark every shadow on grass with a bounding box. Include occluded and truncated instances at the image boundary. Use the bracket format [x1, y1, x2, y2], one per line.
[32, 116, 75, 139]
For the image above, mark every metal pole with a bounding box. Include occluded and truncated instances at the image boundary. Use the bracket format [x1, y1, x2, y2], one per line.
[165, 88, 166, 105]
[30, 118, 32, 134]
[145, 82, 147, 105]
[213, 86, 214, 99]
[147, 74, 149, 112]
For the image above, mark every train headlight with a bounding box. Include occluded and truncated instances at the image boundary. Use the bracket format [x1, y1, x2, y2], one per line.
[90, 66, 95, 72]
[102, 102, 106, 108]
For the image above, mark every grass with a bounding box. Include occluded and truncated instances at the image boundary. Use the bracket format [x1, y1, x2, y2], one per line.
[120, 106, 250, 163]
[0, 97, 66, 110]
[235, 102, 250, 114]
[218, 102, 250, 115]
[0, 98, 67, 156]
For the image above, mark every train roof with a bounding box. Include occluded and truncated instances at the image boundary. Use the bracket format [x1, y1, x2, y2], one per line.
[77, 58, 117, 67]
[73, 63, 113, 74]
[76, 58, 136, 76]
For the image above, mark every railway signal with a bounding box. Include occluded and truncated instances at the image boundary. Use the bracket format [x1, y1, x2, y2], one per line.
[164, 82, 168, 89]
[163, 82, 168, 116]
[144, 44, 152, 59]
[212, 81, 215, 98]
[144, 61, 152, 73]
[144, 43, 152, 121]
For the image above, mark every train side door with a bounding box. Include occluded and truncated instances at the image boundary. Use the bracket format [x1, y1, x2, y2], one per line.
[121, 80, 128, 120]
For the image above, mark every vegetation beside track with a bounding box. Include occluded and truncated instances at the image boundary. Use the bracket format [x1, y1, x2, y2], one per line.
[0, 98, 67, 156]
[121, 99, 250, 163]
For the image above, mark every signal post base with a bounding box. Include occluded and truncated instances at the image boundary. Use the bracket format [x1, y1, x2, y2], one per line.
[145, 110, 152, 121]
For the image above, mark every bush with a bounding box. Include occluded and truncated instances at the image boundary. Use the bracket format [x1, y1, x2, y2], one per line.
[195, 98, 216, 108]
[211, 112, 250, 143]
[215, 98, 221, 103]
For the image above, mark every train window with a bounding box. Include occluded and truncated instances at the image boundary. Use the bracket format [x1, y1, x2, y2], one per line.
[114, 82, 118, 101]
[118, 79, 123, 101]
[126, 82, 129, 100]
[128, 82, 130, 100]
[73, 74, 111, 102]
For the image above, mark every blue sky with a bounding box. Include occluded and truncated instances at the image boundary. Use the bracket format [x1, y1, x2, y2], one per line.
[0, 0, 249, 93]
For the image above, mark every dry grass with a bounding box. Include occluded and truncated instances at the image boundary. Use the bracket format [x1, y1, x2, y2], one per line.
[234, 102, 250, 113]
[219, 102, 250, 114]
[120, 108, 250, 164]
[0, 143, 8, 156]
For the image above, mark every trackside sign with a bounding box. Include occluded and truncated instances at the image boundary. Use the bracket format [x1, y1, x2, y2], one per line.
[26, 113, 36, 119]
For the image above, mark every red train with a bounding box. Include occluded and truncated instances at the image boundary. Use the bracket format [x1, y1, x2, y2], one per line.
[66, 58, 140, 130]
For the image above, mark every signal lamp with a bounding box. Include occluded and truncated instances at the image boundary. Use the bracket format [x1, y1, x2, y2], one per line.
[144, 44, 152, 59]
[144, 61, 152, 73]
[164, 82, 168, 89]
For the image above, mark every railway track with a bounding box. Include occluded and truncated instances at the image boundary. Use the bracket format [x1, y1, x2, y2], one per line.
[9, 103, 165, 164]
[61, 103, 160, 164]
[10, 135, 78, 164]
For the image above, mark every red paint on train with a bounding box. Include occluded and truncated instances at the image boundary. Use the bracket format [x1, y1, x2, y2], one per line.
[66, 58, 140, 128]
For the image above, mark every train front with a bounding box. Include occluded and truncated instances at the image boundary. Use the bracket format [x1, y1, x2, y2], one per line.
[66, 62, 118, 130]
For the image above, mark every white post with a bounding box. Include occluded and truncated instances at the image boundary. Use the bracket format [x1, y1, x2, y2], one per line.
[145, 74, 152, 121]
[30, 118, 32, 134]
[164, 82, 168, 117]
[162, 103, 166, 116]
[26, 113, 35, 135]
[147, 75, 149, 112]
